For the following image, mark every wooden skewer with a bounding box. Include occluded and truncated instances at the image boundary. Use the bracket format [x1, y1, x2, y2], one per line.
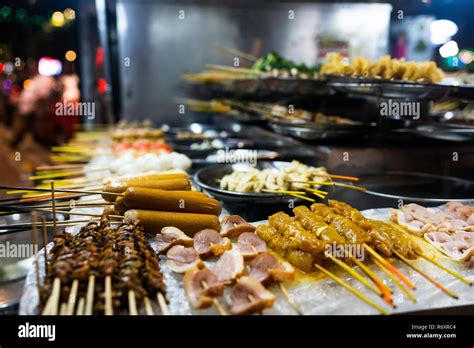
[314, 263, 389, 315]
[2, 219, 102, 231]
[42, 277, 61, 315]
[372, 258, 417, 303]
[201, 280, 227, 316]
[59, 303, 67, 315]
[213, 44, 258, 62]
[304, 189, 326, 200]
[36, 164, 85, 171]
[289, 193, 315, 202]
[76, 297, 85, 315]
[51, 182, 57, 231]
[105, 275, 113, 315]
[31, 212, 41, 298]
[392, 250, 459, 300]
[347, 254, 395, 308]
[41, 217, 48, 276]
[157, 292, 169, 315]
[128, 290, 138, 315]
[295, 181, 366, 192]
[1, 205, 123, 219]
[30, 168, 108, 180]
[143, 297, 154, 315]
[278, 282, 304, 315]
[325, 254, 383, 297]
[205, 64, 262, 75]
[66, 279, 79, 315]
[415, 251, 472, 286]
[363, 244, 416, 290]
[85, 275, 95, 315]
[0, 185, 122, 197]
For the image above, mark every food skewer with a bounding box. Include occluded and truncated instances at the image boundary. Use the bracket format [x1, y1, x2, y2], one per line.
[347, 253, 395, 308]
[363, 244, 416, 290]
[143, 297, 154, 315]
[314, 264, 389, 315]
[201, 280, 227, 315]
[66, 279, 79, 315]
[157, 292, 169, 315]
[372, 258, 417, 303]
[415, 251, 472, 286]
[0, 185, 122, 197]
[85, 275, 95, 315]
[41, 217, 48, 275]
[42, 277, 61, 315]
[76, 297, 85, 315]
[392, 250, 459, 299]
[0, 204, 123, 219]
[277, 282, 304, 315]
[105, 275, 113, 315]
[128, 290, 138, 315]
[325, 254, 383, 297]
[51, 182, 57, 231]
[31, 213, 41, 298]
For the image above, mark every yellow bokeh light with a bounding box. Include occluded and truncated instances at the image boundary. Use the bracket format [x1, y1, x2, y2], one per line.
[65, 50, 77, 62]
[51, 11, 65, 27]
[23, 79, 32, 89]
[64, 8, 75, 20]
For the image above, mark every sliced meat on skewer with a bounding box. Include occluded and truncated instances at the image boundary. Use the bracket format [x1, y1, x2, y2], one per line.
[220, 215, 256, 238]
[229, 276, 275, 315]
[166, 245, 202, 273]
[211, 249, 244, 283]
[249, 252, 295, 286]
[237, 232, 266, 259]
[155, 226, 193, 254]
[193, 229, 231, 258]
[183, 265, 225, 309]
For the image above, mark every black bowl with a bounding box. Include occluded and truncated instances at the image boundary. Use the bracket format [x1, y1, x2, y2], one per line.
[193, 161, 317, 221]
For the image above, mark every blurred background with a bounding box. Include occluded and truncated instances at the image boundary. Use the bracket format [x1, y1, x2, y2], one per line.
[0, 0, 473, 315]
[0, 0, 472, 189]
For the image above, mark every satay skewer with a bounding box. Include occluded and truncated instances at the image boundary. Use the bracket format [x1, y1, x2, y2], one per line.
[42, 277, 61, 315]
[325, 254, 383, 297]
[363, 244, 416, 290]
[347, 256, 395, 308]
[66, 279, 79, 315]
[128, 290, 138, 315]
[59, 303, 67, 315]
[372, 258, 417, 303]
[157, 292, 169, 315]
[104, 275, 113, 315]
[50, 182, 57, 232]
[392, 250, 459, 300]
[76, 297, 85, 315]
[85, 275, 95, 315]
[0, 185, 123, 197]
[41, 217, 48, 276]
[314, 264, 389, 315]
[143, 297, 154, 315]
[31, 213, 41, 298]
[415, 251, 473, 286]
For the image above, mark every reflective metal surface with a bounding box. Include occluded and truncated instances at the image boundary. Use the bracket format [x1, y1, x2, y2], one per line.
[116, 0, 391, 125]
